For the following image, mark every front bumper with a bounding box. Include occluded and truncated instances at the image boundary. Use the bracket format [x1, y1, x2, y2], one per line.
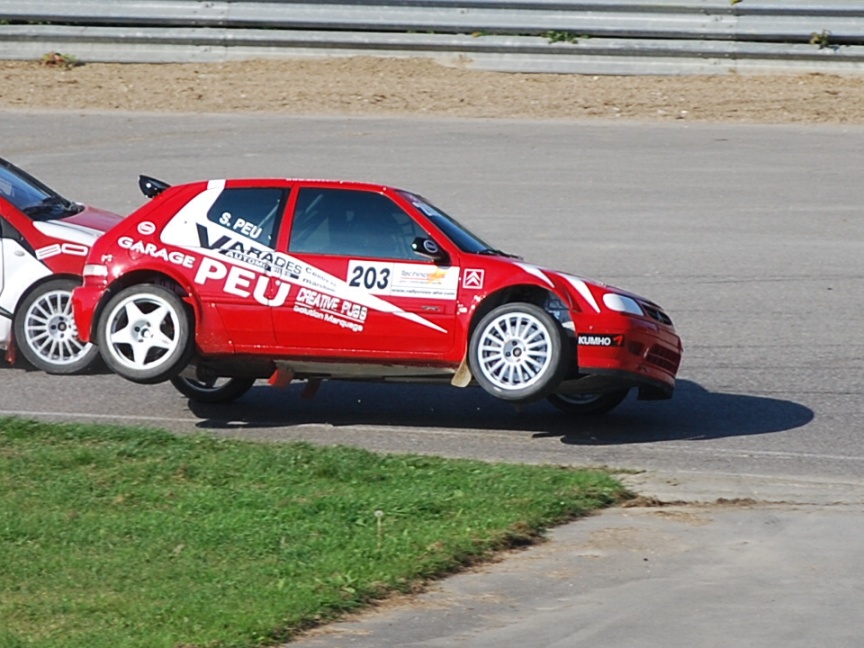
[571, 317, 682, 398]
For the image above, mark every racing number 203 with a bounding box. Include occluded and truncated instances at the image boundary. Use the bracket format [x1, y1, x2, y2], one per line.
[349, 264, 390, 290]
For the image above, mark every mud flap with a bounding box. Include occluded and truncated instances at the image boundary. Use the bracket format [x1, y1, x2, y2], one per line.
[450, 355, 472, 388]
[268, 364, 295, 388]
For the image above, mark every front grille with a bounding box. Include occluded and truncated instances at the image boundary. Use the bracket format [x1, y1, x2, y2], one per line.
[642, 303, 673, 326]
[646, 344, 681, 373]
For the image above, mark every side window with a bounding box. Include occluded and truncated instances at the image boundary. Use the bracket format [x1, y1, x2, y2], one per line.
[207, 187, 288, 248]
[0, 177, 12, 203]
[288, 188, 427, 260]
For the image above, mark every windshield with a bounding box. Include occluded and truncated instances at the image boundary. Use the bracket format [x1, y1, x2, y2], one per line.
[0, 160, 81, 220]
[400, 191, 494, 254]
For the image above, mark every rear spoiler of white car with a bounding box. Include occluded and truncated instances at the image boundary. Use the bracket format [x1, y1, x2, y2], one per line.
[138, 175, 171, 199]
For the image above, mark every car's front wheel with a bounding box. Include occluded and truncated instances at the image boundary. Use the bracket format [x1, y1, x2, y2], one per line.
[97, 284, 193, 384]
[170, 375, 255, 403]
[469, 302, 567, 402]
[13, 278, 100, 374]
[547, 389, 629, 415]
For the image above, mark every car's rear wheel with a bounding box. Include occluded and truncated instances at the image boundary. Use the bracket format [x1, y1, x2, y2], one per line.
[97, 284, 193, 384]
[170, 375, 255, 403]
[13, 278, 100, 374]
[469, 302, 566, 402]
[548, 389, 629, 415]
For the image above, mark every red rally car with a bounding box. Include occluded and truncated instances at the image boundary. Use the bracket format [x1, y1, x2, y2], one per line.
[0, 158, 122, 373]
[73, 176, 682, 414]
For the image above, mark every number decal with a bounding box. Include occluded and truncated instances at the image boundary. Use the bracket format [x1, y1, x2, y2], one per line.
[363, 266, 376, 289]
[35, 242, 90, 260]
[349, 264, 391, 291]
[347, 260, 460, 299]
[377, 268, 390, 289]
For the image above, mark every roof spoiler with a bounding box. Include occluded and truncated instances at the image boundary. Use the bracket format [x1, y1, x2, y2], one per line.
[138, 175, 171, 199]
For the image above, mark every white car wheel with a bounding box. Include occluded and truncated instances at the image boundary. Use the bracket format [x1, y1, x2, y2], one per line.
[469, 302, 566, 402]
[97, 284, 193, 384]
[13, 278, 100, 374]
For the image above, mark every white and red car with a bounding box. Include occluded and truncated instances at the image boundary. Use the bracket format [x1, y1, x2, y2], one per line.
[73, 176, 682, 414]
[0, 158, 122, 373]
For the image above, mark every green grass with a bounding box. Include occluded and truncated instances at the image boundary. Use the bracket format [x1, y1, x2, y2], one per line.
[0, 417, 626, 648]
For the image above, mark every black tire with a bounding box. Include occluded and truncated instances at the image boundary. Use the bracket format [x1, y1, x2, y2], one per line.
[548, 389, 629, 415]
[170, 375, 255, 403]
[96, 284, 193, 384]
[13, 278, 100, 374]
[468, 302, 567, 403]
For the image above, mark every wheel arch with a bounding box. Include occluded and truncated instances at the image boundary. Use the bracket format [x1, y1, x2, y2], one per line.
[11, 272, 82, 317]
[467, 283, 573, 339]
[88, 269, 198, 342]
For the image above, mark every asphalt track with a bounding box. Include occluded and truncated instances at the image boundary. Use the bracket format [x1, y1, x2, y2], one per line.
[2, 111, 864, 646]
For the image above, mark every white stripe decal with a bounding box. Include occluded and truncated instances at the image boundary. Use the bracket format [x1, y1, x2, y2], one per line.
[394, 310, 447, 333]
[32, 220, 101, 244]
[562, 275, 601, 312]
[515, 262, 554, 287]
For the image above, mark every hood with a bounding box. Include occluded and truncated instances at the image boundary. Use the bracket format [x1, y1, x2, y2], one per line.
[32, 205, 121, 245]
[58, 205, 123, 233]
[507, 260, 658, 316]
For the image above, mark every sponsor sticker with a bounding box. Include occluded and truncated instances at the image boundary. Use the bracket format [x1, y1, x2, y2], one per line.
[294, 287, 367, 333]
[118, 236, 196, 268]
[577, 334, 624, 347]
[193, 256, 292, 306]
[195, 224, 301, 279]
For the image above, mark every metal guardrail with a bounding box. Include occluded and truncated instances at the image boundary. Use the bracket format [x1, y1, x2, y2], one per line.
[1, 1, 863, 74]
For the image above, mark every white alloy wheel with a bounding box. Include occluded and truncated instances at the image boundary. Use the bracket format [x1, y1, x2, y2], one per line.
[97, 284, 192, 384]
[469, 302, 565, 402]
[13, 279, 99, 374]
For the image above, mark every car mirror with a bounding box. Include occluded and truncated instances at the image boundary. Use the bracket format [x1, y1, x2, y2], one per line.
[412, 236, 449, 263]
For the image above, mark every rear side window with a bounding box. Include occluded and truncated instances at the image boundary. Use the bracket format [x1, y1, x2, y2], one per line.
[288, 188, 427, 260]
[207, 187, 288, 248]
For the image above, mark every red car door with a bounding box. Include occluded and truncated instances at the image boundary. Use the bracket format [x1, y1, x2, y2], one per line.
[160, 180, 291, 352]
[271, 184, 458, 361]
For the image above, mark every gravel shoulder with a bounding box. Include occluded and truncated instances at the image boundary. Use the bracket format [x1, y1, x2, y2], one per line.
[3, 57, 864, 123]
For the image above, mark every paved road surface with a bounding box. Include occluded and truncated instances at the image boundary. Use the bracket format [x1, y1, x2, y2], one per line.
[2, 111, 863, 647]
[2, 111, 862, 490]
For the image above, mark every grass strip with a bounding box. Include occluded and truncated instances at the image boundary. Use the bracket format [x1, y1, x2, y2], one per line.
[0, 416, 626, 648]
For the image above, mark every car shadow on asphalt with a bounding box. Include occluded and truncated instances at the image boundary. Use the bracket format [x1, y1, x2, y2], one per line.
[187, 379, 814, 444]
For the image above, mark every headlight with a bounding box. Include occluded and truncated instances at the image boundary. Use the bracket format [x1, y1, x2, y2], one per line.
[602, 293, 643, 316]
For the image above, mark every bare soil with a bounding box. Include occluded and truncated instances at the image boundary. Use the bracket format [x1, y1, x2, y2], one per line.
[2, 57, 864, 123]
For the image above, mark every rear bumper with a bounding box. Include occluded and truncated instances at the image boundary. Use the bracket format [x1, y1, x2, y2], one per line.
[71, 285, 101, 344]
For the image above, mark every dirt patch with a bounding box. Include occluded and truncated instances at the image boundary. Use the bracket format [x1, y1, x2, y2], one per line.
[622, 495, 763, 510]
[2, 57, 864, 123]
